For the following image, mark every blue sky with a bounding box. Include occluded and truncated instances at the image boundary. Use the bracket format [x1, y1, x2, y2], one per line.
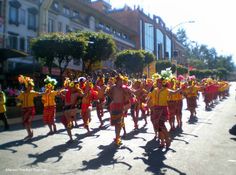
[109, 0, 236, 63]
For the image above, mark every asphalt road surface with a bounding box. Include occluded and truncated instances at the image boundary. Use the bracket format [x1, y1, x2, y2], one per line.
[1, 82, 236, 175]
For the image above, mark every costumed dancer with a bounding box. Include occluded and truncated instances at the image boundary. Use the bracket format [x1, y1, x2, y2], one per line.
[133, 79, 148, 126]
[183, 75, 199, 121]
[41, 76, 59, 135]
[107, 74, 131, 146]
[17, 75, 40, 140]
[147, 69, 181, 148]
[94, 76, 107, 128]
[121, 75, 132, 136]
[167, 77, 179, 131]
[175, 75, 185, 129]
[106, 77, 116, 112]
[201, 78, 211, 110]
[144, 78, 154, 116]
[61, 78, 83, 143]
[0, 84, 10, 131]
[81, 80, 98, 133]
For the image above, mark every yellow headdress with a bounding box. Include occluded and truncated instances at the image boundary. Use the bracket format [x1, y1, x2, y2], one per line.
[123, 76, 129, 83]
[44, 75, 57, 89]
[115, 74, 124, 83]
[96, 77, 105, 85]
[64, 77, 71, 87]
[18, 75, 34, 88]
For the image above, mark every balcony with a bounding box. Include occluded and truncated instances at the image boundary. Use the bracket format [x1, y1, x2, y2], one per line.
[96, 25, 135, 47]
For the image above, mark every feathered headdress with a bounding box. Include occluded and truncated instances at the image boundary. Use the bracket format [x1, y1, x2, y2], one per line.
[115, 74, 124, 82]
[160, 67, 173, 81]
[44, 75, 57, 89]
[18, 75, 34, 87]
[187, 75, 196, 86]
[64, 77, 74, 87]
[152, 73, 161, 81]
[177, 75, 185, 82]
[96, 77, 105, 85]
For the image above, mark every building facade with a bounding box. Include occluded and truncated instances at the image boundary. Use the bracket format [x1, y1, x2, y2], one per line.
[1, 0, 187, 80]
[107, 4, 187, 64]
[1, 0, 137, 78]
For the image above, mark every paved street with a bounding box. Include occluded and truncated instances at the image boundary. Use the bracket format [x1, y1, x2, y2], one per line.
[0, 83, 236, 175]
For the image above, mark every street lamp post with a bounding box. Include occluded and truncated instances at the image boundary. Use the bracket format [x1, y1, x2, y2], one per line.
[170, 20, 195, 63]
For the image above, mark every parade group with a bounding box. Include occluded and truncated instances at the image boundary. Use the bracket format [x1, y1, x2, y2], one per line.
[0, 68, 230, 148]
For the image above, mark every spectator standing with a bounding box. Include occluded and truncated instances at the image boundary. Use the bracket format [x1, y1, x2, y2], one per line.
[0, 84, 10, 131]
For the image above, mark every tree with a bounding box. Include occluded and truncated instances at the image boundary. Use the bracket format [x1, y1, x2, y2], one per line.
[155, 60, 173, 73]
[31, 33, 86, 82]
[177, 65, 188, 75]
[216, 55, 234, 72]
[188, 58, 207, 70]
[76, 31, 116, 73]
[115, 50, 155, 77]
[142, 50, 155, 65]
[31, 34, 58, 75]
[217, 68, 229, 80]
[176, 28, 188, 47]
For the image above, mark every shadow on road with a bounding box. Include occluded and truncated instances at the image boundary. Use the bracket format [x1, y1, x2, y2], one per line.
[229, 124, 236, 136]
[134, 139, 186, 175]
[0, 134, 48, 153]
[1, 119, 45, 132]
[27, 140, 82, 166]
[170, 128, 190, 145]
[75, 124, 109, 140]
[187, 117, 198, 125]
[76, 142, 133, 172]
[122, 125, 149, 141]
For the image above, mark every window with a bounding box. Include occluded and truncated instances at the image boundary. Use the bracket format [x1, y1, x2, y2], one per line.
[72, 10, 79, 17]
[48, 18, 54, 32]
[156, 29, 164, 59]
[28, 11, 37, 31]
[63, 7, 70, 16]
[105, 25, 110, 31]
[9, 5, 18, 25]
[98, 23, 104, 29]
[165, 35, 171, 59]
[144, 22, 154, 53]
[19, 9, 25, 25]
[58, 21, 62, 32]
[8, 33, 18, 49]
[20, 37, 25, 51]
[54, 2, 59, 9]
[66, 25, 71, 33]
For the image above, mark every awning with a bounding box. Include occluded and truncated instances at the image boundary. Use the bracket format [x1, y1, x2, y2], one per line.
[0, 48, 28, 61]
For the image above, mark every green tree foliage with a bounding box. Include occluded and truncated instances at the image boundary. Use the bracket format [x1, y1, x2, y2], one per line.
[31, 34, 58, 75]
[115, 50, 155, 76]
[217, 68, 229, 80]
[31, 33, 86, 81]
[189, 68, 229, 80]
[142, 50, 155, 65]
[76, 31, 116, 73]
[188, 59, 207, 70]
[177, 65, 188, 75]
[155, 60, 173, 73]
[176, 28, 188, 47]
[176, 28, 235, 77]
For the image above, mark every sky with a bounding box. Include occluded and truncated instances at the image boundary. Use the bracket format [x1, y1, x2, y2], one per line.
[108, 0, 236, 63]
